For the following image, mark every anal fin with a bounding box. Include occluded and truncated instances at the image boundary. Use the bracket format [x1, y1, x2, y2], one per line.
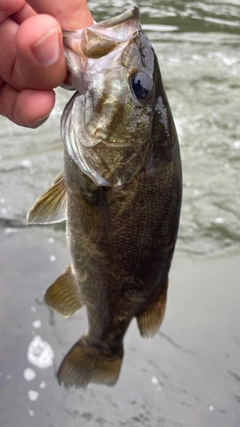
[45, 265, 83, 318]
[136, 279, 168, 338]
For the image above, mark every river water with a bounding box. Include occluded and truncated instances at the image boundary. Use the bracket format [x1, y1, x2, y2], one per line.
[0, 1, 240, 426]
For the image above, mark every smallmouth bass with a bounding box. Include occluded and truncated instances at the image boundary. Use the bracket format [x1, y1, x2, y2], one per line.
[27, 7, 182, 388]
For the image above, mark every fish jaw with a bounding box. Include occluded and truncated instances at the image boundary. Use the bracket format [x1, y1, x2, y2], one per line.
[62, 7, 140, 93]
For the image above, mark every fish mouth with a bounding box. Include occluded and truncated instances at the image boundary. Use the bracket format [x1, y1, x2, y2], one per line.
[62, 8, 141, 91]
[63, 7, 140, 61]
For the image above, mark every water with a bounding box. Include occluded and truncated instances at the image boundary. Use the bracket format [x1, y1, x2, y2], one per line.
[0, 1, 240, 426]
[1, 1, 240, 255]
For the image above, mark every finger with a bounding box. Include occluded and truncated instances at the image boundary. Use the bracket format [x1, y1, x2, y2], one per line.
[16, 14, 67, 90]
[0, 81, 55, 127]
[26, 0, 93, 30]
[11, 3, 36, 24]
[0, 0, 25, 23]
[0, 15, 67, 91]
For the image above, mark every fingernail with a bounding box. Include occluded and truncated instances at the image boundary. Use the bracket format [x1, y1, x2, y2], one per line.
[30, 114, 50, 129]
[31, 27, 60, 67]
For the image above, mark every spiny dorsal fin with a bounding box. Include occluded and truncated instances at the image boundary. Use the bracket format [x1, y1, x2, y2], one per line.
[27, 173, 67, 224]
[136, 279, 168, 338]
[45, 265, 83, 318]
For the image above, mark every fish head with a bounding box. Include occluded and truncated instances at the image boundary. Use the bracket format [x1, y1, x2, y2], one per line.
[61, 8, 160, 187]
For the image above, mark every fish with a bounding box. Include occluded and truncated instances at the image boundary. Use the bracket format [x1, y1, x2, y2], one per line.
[27, 7, 182, 388]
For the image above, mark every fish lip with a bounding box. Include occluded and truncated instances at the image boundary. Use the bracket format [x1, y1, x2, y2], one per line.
[94, 7, 140, 29]
[62, 7, 140, 35]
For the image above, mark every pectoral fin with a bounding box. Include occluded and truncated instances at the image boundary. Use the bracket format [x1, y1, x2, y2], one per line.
[136, 279, 168, 338]
[27, 173, 67, 224]
[45, 265, 83, 318]
[78, 181, 111, 243]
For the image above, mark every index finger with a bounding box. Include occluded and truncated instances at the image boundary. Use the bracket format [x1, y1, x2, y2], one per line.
[0, 0, 25, 23]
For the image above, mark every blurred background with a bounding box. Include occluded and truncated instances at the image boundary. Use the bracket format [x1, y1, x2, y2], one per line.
[0, 1, 240, 426]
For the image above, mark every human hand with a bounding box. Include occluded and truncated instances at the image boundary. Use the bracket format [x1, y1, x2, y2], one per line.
[0, 0, 93, 127]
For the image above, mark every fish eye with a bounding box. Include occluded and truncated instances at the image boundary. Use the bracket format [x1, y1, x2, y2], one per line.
[130, 72, 153, 101]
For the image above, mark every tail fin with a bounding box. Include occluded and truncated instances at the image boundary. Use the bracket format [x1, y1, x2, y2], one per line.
[57, 336, 123, 388]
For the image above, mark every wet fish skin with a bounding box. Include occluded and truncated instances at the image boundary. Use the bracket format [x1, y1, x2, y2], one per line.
[27, 7, 182, 388]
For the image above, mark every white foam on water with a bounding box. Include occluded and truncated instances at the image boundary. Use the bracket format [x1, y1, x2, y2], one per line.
[27, 335, 54, 369]
[233, 140, 240, 149]
[142, 24, 178, 32]
[21, 159, 32, 168]
[204, 16, 240, 28]
[214, 217, 225, 224]
[48, 237, 54, 243]
[32, 320, 42, 329]
[28, 390, 39, 402]
[39, 381, 46, 389]
[151, 376, 159, 385]
[23, 368, 36, 381]
[50, 255, 56, 262]
[4, 228, 17, 234]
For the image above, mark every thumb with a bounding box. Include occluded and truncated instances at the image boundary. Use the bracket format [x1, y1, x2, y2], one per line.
[14, 14, 67, 91]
